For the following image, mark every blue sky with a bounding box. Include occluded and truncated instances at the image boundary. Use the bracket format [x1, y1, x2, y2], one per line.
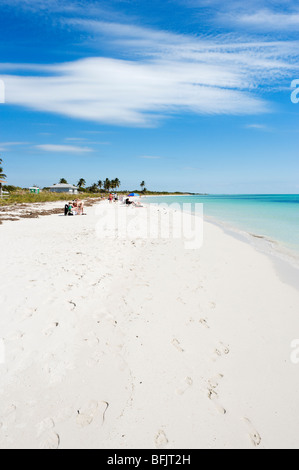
[0, 0, 299, 193]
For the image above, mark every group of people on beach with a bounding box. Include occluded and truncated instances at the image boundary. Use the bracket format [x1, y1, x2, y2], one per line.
[109, 193, 143, 207]
[65, 199, 85, 216]
[64, 194, 143, 217]
[108, 193, 119, 203]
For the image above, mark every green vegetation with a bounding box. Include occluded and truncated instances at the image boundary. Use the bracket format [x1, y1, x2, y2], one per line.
[104, 178, 111, 192]
[3, 185, 22, 192]
[59, 178, 68, 184]
[0, 191, 103, 207]
[86, 183, 100, 193]
[77, 178, 86, 189]
[0, 157, 7, 197]
[113, 178, 121, 191]
[0, 157, 6, 181]
[81, 178, 121, 193]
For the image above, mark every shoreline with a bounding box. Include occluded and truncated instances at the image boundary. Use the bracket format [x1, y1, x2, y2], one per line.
[204, 215, 299, 292]
[142, 197, 299, 290]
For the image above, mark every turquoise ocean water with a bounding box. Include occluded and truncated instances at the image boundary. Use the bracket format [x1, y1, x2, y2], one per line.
[145, 195, 299, 259]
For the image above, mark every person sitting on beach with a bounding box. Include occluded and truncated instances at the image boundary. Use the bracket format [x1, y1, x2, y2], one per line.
[72, 199, 84, 215]
[125, 198, 134, 205]
[65, 202, 74, 216]
[125, 198, 143, 208]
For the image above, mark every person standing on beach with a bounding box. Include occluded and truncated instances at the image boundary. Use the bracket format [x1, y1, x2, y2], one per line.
[108, 193, 113, 203]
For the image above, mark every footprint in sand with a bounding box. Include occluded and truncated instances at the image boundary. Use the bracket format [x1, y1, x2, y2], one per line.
[213, 342, 230, 361]
[68, 300, 77, 311]
[199, 318, 210, 329]
[208, 374, 224, 389]
[172, 338, 184, 353]
[176, 377, 193, 395]
[39, 431, 60, 449]
[155, 430, 169, 448]
[76, 400, 109, 427]
[243, 418, 262, 447]
[207, 374, 226, 415]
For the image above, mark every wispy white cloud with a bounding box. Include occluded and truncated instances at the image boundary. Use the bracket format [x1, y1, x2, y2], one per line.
[244, 124, 271, 131]
[1, 21, 299, 126]
[3, 0, 299, 35]
[0, 141, 30, 151]
[232, 9, 299, 30]
[64, 137, 110, 145]
[187, 0, 299, 32]
[35, 144, 93, 153]
[0, 141, 30, 146]
[178, 0, 299, 33]
[2, 59, 268, 127]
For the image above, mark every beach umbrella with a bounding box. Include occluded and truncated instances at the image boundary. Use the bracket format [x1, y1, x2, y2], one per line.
[128, 193, 140, 197]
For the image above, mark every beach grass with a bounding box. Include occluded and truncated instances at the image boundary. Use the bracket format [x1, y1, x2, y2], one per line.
[0, 191, 103, 206]
[0, 190, 197, 207]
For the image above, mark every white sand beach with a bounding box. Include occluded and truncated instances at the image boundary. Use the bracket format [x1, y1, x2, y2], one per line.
[1, 200, 299, 449]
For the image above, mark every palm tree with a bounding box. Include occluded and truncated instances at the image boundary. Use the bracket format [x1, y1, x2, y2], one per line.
[98, 180, 103, 190]
[77, 178, 86, 189]
[59, 178, 68, 184]
[111, 179, 120, 191]
[114, 178, 121, 190]
[140, 181, 145, 192]
[0, 158, 6, 181]
[89, 183, 99, 193]
[104, 178, 111, 192]
[0, 157, 6, 198]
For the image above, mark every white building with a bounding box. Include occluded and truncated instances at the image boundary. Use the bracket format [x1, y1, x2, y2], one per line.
[48, 183, 78, 194]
